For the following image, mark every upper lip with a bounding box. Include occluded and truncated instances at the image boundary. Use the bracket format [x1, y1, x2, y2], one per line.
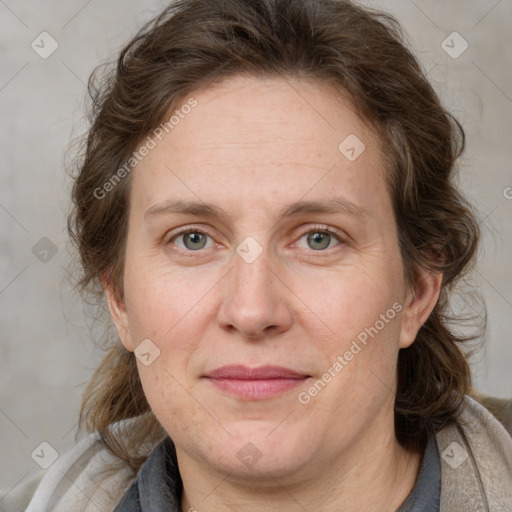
[205, 365, 309, 380]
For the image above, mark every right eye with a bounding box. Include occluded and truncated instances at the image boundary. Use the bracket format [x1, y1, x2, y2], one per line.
[168, 229, 215, 251]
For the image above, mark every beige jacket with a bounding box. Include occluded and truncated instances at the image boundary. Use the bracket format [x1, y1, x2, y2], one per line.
[1, 396, 511, 511]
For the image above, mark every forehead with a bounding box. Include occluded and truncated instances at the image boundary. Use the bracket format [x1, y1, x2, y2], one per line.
[130, 74, 389, 218]
[173, 75, 372, 160]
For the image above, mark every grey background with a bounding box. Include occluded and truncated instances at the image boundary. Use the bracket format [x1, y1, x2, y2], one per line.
[1, 0, 511, 497]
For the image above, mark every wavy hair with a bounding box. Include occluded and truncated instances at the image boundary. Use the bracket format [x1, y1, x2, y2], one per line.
[68, 0, 481, 470]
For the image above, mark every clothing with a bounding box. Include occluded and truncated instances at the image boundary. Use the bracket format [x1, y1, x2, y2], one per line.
[111, 437, 182, 512]
[397, 435, 441, 511]
[2, 395, 511, 512]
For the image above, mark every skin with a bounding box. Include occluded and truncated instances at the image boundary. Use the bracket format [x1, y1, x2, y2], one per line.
[106, 74, 442, 511]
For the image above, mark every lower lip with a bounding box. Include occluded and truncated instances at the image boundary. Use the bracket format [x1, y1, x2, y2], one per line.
[207, 377, 306, 400]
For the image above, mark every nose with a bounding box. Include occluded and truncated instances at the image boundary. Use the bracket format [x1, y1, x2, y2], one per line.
[217, 247, 293, 340]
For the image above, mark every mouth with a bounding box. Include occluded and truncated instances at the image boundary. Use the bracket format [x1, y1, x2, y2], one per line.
[203, 365, 311, 400]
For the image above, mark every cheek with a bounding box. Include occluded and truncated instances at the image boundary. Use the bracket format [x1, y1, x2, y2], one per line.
[123, 257, 214, 340]
[293, 263, 402, 342]
[135, 338, 226, 451]
[123, 264, 220, 401]
[308, 305, 402, 434]
[296, 263, 404, 397]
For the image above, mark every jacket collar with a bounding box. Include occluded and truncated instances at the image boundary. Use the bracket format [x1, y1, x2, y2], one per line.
[112, 437, 181, 512]
[436, 396, 512, 511]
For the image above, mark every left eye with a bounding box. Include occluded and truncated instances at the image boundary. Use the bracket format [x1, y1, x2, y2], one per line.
[297, 230, 341, 251]
[172, 231, 214, 251]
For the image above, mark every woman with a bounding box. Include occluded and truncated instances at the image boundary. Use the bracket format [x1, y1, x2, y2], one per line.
[11, 0, 512, 510]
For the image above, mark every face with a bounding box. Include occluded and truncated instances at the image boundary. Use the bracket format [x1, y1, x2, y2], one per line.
[107, 75, 440, 483]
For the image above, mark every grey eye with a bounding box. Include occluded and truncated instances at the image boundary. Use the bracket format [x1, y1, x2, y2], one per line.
[176, 231, 211, 250]
[306, 232, 333, 250]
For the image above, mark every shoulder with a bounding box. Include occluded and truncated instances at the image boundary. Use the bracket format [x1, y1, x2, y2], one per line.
[470, 391, 512, 435]
[436, 394, 512, 512]
[0, 471, 45, 512]
[1, 431, 137, 512]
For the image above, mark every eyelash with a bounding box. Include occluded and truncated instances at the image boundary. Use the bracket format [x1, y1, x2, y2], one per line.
[165, 224, 347, 254]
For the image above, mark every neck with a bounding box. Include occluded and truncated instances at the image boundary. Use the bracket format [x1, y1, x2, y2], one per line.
[177, 423, 424, 512]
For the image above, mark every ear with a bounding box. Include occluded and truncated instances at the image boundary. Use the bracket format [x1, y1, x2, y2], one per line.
[398, 268, 443, 349]
[102, 272, 135, 352]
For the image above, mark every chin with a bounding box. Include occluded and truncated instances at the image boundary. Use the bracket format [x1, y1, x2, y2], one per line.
[199, 421, 317, 481]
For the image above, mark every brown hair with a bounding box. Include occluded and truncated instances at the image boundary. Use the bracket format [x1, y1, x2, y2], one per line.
[69, 0, 481, 470]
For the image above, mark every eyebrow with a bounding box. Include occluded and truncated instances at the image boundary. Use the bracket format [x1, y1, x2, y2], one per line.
[144, 196, 369, 223]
